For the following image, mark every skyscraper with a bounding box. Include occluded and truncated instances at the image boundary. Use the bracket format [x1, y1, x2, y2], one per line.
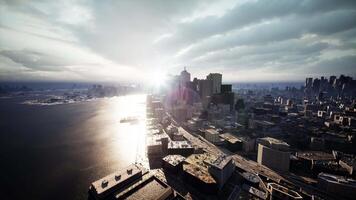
[207, 73, 222, 94]
[180, 67, 191, 86]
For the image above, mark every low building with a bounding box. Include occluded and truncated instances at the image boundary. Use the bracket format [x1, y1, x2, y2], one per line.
[318, 173, 356, 200]
[88, 164, 145, 200]
[296, 151, 335, 171]
[116, 175, 177, 200]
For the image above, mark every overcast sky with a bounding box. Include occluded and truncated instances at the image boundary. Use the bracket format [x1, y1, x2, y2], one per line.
[0, 0, 355, 83]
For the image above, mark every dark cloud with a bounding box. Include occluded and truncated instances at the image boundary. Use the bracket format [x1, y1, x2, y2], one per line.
[0, 0, 355, 81]
[0, 50, 69, 71]
[308, 55, 356, 75]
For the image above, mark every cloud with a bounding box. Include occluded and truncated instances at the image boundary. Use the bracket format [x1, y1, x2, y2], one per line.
[0, 0, 355, 82]
[0, 50, 70, 71]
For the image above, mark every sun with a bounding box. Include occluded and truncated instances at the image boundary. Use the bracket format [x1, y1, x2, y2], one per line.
[149, 70, 167, 88]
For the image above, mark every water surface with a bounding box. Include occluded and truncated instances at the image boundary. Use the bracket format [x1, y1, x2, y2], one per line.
[0, 94, 147, 200]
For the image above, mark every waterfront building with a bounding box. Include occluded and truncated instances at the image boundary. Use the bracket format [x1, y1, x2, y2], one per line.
[88, 164, 145, 200]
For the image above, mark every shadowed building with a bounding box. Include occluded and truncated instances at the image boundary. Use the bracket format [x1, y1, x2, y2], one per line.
[257, 137, 290, 172]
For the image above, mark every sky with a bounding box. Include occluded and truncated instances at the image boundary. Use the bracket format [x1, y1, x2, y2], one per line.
[0, 0, 355, 83]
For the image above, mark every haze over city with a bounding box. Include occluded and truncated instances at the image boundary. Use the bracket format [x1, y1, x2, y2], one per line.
[1, 0, 355, 83]
[1, 1, 356, 200]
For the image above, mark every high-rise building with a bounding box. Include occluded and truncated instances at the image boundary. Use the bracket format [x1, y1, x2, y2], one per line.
[257, 137, 290, 172]
[305, 77, 313, 89]
[329, 75, 336, 85]
[207, 73, 222, 94]
[180, 67, 191, 85]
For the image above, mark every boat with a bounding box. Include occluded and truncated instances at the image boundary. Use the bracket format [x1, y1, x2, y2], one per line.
[120, 116, 139, 124]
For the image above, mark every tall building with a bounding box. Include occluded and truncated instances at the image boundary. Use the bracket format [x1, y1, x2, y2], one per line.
[197, 79, 213, 108]
[329, 75, 336, 85]
[180, 67, 191, 86]
[207, 73, 222, 94]
[305, 77, 313, 88]
[257, 137, 290, 172]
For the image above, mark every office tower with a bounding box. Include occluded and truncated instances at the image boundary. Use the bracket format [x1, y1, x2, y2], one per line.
[180, 67, 191, 85]
[207, 73, 222, 94]
[257, 137, 290, 172]
[305, 78, 313, 88]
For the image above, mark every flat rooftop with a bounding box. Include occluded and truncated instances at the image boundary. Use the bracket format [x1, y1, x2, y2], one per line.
[116, 176, 173, 200]
[297, 151, 335, 161]
[220, 133, 241, 143]
[257, 137, 289, 150]
[185, 153, 218, 169]
[183, 163, 216, 184]
[163, 155, 186, 167]
[318, 173, 356, 187]
[168, 141, 193, 149]
[90, 164, 144, 197]
[210, 155, 233, 170]
[205, 129, 219, 135]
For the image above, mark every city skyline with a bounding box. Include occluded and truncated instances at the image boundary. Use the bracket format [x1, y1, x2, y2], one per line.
[0, 0, 356, 83]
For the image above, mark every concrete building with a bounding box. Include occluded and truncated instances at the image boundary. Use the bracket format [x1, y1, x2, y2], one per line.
[219, 133, 242, 152]
[207, 73, 222, 94]
[167, 140, 194, 157]
[162, 154, 186, 174]
[257, 137, 290, 172]
[208, 155, 235, 189]
[205, 129, 220, 144]
[318, 173, 356, 200]
[183, 153, 218, 193]
[88, 164, 145, 200]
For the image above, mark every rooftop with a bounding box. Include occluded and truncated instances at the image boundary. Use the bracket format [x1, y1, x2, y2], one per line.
[116, 175, 173, 200]
[210, 155, 233, 170]
[205, 129, 219, 135]
[297, 151, 335, 161]
[257, 137, 289, 151]
[318, 173, 356, 187]
[183, 163, 216, 184]
[168, 141, 193, 149]
[90, 164, 145, 197]
[220, 133, 241, 143]
[162, 155, 186, 167]
[185, 153, 218, 169]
